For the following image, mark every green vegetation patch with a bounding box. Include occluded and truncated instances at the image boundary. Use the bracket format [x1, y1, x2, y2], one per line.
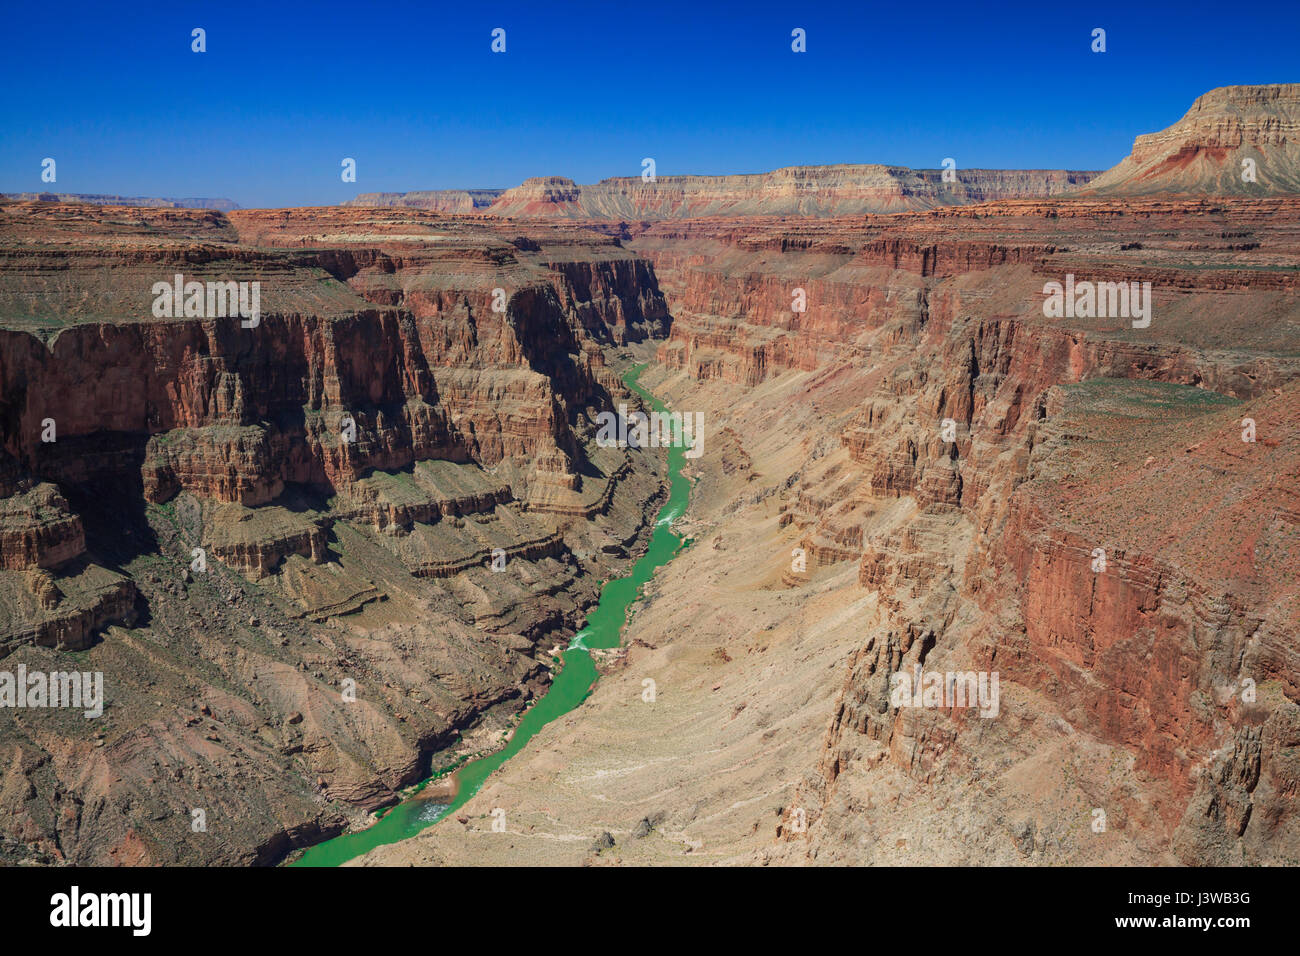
[1060, 377, 1241, 420]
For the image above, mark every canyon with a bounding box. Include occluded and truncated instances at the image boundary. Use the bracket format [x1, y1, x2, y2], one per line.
[0, 83, 1296, 867]
[1087, 83, 1300, 196]
[0, 200, 672, 863]
[354, 189, 1300, 866]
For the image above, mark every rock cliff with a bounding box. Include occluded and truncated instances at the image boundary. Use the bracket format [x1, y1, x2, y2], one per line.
[626, 193, 1300, 864]
[0, 200, 672, 864]
[357, 179, 1300, 867]
[326, 82, 1300, 867]
[1088, 84, 1300, 195]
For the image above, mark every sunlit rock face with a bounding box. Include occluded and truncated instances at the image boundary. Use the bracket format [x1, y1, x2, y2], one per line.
[1087, 84, 1300, 196]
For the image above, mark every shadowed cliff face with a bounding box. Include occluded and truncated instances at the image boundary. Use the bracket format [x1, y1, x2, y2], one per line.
[0, 202, 676, 864]
[0, 204, 671, 493]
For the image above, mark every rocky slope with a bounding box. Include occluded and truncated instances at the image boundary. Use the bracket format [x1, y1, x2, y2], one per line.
[1088, 84, 1300, 196]
[648, 197, 1299, 865]
[0, 200, 673, 864]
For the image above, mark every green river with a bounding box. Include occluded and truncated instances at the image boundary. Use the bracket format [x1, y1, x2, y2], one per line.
[291, 364, 691, 866]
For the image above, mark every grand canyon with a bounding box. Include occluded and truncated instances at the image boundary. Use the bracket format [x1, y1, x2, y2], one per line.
[0, 81, 1296, 871]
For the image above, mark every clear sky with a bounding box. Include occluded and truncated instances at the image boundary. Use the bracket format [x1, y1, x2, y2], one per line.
[2, 0, 1296, 208]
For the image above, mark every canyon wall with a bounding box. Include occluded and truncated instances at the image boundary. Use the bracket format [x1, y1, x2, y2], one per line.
[2, 81, 1298, 868]
[628, 195, 1300, 863]
[0, 200, 673, 864]
[1, 193, 240, 210]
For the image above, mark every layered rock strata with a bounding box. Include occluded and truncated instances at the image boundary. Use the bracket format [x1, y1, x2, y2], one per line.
[365, 166, 1099, 220]
[0, 201, 672, 864]
[1088, 84, 1300, 196]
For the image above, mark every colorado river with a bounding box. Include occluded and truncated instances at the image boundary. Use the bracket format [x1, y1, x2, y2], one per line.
[291, 364, 691, 866]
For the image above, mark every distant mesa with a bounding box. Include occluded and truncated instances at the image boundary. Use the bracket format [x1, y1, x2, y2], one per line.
[498, 167, 1102, 218]
[353, 167, 1099, 220]
[1, 192, 240, 210]
[341, 83, 1300, 219]
[1086, 83, 1300, 196]
[10, 83, 1297, 218]
[343, 189, 505, 212]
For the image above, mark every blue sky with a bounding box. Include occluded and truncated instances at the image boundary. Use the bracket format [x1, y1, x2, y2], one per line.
[2, 0, 1296, 207]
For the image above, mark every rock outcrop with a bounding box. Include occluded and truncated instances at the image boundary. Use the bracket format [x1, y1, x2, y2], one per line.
[1088, 83, 1300, 196]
